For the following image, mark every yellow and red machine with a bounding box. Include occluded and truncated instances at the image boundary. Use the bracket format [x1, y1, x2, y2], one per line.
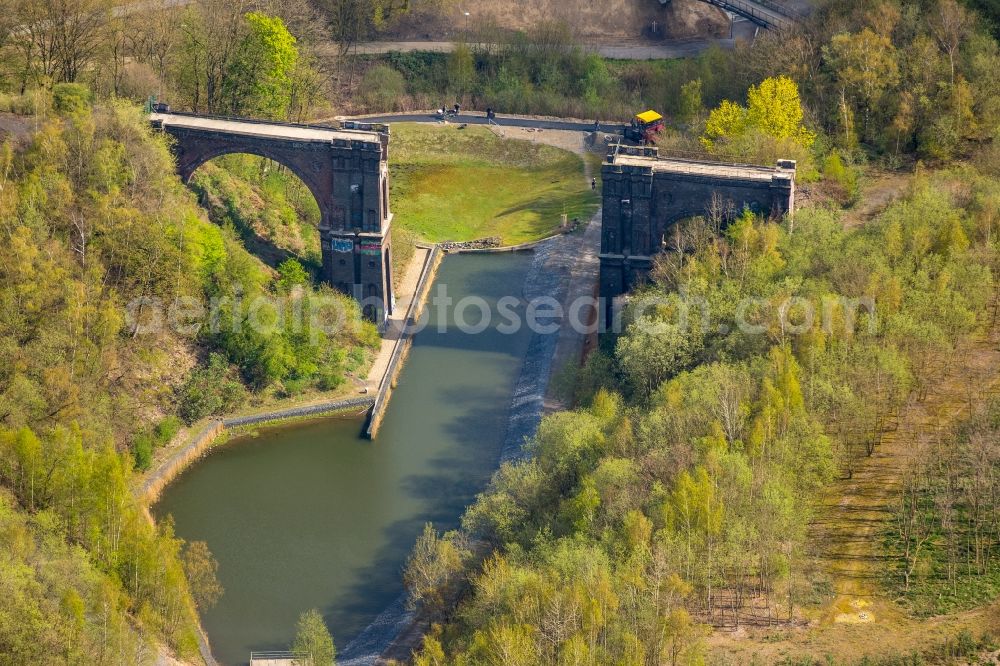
[624, 110, 665, 144]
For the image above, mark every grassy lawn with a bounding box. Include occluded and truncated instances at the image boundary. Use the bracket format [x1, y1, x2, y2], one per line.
[389, 123, 599, 245]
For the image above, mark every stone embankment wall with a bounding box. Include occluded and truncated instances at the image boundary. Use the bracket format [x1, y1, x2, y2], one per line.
[446, 231, 575, 254]
[140, 396, 375, 504]
[439, 237, 501, 250]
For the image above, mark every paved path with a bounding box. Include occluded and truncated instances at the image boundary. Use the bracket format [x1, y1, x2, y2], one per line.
[342, 111, 627, 134]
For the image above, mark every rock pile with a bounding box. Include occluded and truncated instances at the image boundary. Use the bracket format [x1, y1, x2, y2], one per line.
[440, 237, 502, 250]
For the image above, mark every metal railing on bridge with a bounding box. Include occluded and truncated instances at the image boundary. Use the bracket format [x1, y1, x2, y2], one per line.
[701, 0, 804, 29]
[249, 651, 312, 665]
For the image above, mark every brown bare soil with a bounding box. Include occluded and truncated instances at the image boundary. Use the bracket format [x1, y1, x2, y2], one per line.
[382, 0, 729, 42]
[0, 112, 34, 142]
[841, 171, 914, 229]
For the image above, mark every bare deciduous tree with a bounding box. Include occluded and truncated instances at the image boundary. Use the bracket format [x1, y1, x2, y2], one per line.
[928, 0, 973, 85]
[12, 0, 111, 86]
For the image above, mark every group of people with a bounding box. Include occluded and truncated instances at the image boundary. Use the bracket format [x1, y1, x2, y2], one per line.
[435, 103, 498, 121]
[434, 105, 604, 134]
[437, 103, 463, 116]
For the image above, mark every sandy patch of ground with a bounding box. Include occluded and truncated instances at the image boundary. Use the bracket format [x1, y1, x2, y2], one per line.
[0, 112, 34, 141]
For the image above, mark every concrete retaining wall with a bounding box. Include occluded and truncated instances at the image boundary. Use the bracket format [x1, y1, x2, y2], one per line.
[141, 421, 225, 504]
[222, 397, 374, 429]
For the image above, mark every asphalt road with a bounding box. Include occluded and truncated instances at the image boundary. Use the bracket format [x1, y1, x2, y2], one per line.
[348, 111, 627, 133]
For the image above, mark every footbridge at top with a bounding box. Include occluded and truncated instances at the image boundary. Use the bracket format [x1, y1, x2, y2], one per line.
[696, 0, 805, 30]
[151, 111, 396, 326]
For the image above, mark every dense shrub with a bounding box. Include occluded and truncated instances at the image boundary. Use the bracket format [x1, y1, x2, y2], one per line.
[178, 353, 250, 424]
[822, 151, 860, 205]
[360, 64, 407, 110]
[51, 83, 92, 114]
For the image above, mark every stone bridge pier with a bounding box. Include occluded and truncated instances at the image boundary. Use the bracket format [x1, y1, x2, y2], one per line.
[151, 112, 395, 326]
[600, 145, 796, 316]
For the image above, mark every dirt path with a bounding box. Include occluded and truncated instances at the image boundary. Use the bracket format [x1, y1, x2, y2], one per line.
[841, 172, 912, 229]
[711, 324, 1000, 663]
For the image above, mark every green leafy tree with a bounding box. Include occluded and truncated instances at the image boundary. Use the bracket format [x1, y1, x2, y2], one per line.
[447, 43, 476, 97]
[679, 78, 703, 124]
[822, 151, 859, 204]
[701, 99, 746, 150]
[358, 64, 406, 111]
[824, 28, 900, 141]
[615, 317, 702, 400]
[51, 83, 93, 114]
[666, 466, 723, 585]
[404, 523, 469, 615]
[928, 0, 974, 85]
[183, 541, 224, 611]
[701, 77, 814, 157]
[277, 258, 310, 292]
[580, 54, 613, 107]
[133, 433, 154, 471]
[223, 12, 299, 118]
[745, 76, 815, 148]
[177, 353, 249, 423]
[292, 609, 336, 666]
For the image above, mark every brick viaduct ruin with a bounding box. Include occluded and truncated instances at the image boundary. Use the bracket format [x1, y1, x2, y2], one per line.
[152, 113, 796, 328]
[600, 145, 796, 313]
[151, 112, 395, 326]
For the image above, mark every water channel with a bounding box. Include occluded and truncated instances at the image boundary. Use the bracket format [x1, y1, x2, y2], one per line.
[154, 252, 536, 665]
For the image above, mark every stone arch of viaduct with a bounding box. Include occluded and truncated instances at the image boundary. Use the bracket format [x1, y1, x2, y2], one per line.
[151, 112, 395, 326]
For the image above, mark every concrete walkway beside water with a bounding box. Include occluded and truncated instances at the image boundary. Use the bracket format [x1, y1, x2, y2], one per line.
[365, 245, 432, 391]
[543, 210, 602, 413]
